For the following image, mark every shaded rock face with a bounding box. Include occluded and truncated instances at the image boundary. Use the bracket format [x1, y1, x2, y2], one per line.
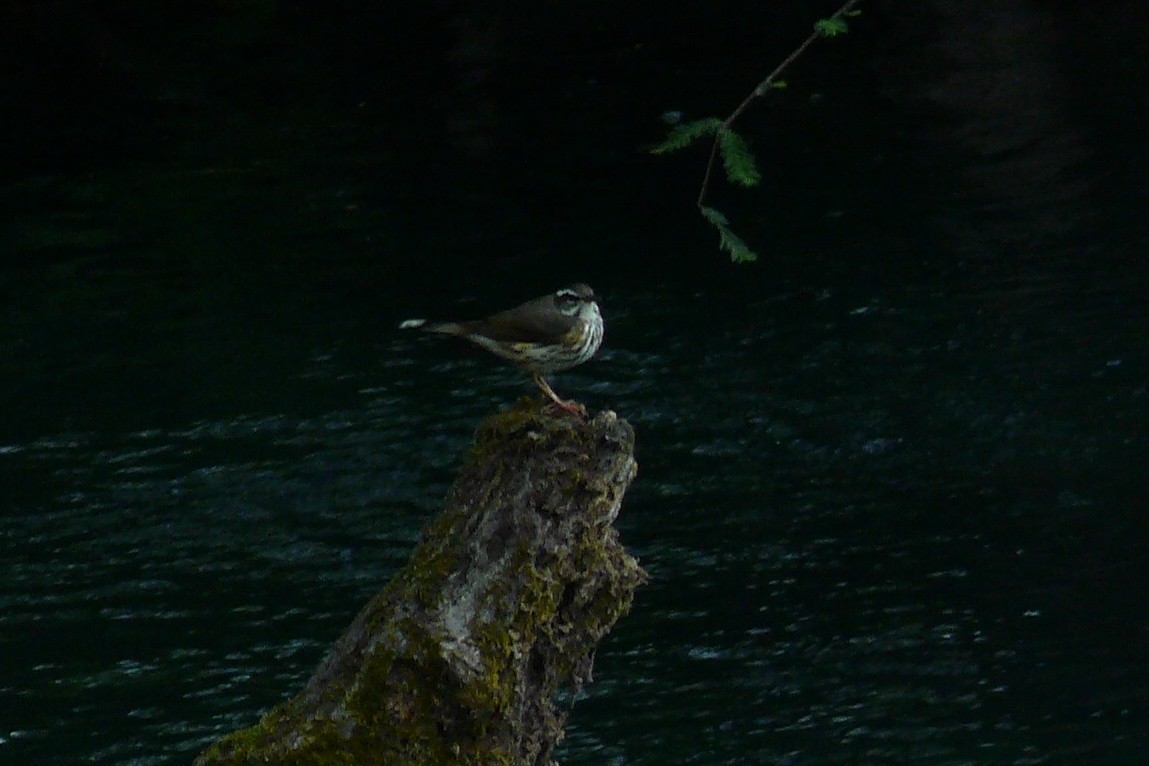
[196, 400, 646, 766]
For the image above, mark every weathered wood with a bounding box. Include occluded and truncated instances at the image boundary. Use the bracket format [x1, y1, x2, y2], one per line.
[195, 399, 645, 765]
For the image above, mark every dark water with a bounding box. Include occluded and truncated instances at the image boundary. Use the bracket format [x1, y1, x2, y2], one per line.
[3, 3, 1149, 764]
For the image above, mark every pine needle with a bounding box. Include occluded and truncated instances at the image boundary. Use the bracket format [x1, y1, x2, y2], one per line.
[649, 118, 724, 154]
[717, 128, 761, 187]
[700, 206, 759, 262]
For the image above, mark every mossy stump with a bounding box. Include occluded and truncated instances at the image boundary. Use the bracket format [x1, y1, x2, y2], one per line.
[195, 398, 646, 766]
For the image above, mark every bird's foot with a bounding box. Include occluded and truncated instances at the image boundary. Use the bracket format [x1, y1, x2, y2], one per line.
[532, 373, 588, 418]
[545, 397, 588, 418]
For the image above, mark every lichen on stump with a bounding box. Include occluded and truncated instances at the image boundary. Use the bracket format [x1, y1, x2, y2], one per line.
[195, 398, 646, 766]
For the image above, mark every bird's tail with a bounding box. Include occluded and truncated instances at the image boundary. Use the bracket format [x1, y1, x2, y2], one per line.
[399, 319, 464, 336]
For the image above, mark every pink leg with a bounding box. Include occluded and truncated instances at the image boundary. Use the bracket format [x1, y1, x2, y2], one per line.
[532, 373, 587, 416]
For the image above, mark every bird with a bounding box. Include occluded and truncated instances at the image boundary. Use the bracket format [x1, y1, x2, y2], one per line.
[399, 283, 602, 413]
[400, 284, 603, 415]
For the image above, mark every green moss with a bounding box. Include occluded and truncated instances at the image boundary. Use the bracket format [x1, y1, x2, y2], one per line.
[201, 621, 516, 765]
[396, 510, 467, 611]
[469, 397, 612, 465]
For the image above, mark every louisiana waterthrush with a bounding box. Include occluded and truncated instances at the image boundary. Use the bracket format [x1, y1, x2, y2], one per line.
[400, 284, 604, 414]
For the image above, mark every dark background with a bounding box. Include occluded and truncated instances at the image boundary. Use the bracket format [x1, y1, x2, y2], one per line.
[2, 2, 1147, 764]
[3, 1, 1147, 289]
[4, 0, 1147, 435]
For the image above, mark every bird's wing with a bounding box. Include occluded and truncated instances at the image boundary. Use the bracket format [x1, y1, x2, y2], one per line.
[465, 295, 571, 344]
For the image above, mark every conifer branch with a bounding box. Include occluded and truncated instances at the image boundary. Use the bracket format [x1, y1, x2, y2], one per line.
[695, 0, 863, 209]
[649, 0, 863, 262]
